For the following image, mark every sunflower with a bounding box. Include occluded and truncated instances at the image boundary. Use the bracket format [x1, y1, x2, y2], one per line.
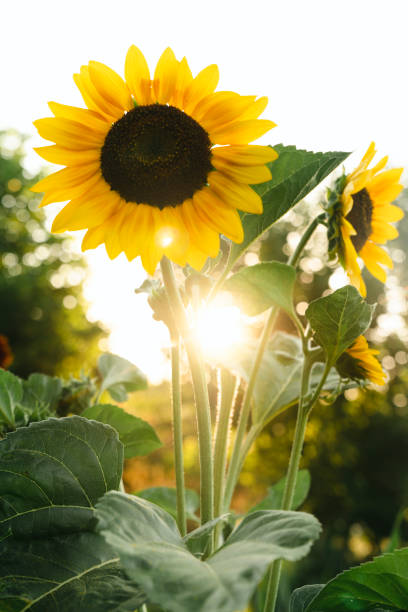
[326, 142, 404, 297]
[32, 47, 277, 275]
[336, 335, 386, 386]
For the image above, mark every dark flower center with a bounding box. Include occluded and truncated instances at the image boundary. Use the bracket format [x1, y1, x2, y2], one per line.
[100, 104, 212, 208]
[346, 188, 373, 252]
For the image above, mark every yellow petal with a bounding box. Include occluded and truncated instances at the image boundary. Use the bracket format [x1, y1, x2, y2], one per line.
[157, 207, 189, 265]
[48, 102, 108, 133]
[238, 96, 269, 120]
[359, 242, 393, 269]
[153, 47, 179, 104]
[370, 183, 404, 205]
[31, 163, 100, 193]
[34, 145, 100, 166]
[141, 209, 164, 275]
[207, 171, 263, 213]
[33, 117, 105, 150]
[104, 207, 128, 259]
[371, 222, 399, 242]
[184, 64, 219, 114]
[38, 172, 104, 206]
[74, 66, 123, 121]
[186, 243, 208, 270]
[211, 157, 271, 185]
[82, 224, 107, 251]
[212, 144, 278, 166]
[88, 60, 133, 111]
[192, 187, 244, 243]
[361, 253, 387, 283]
[51, 190, 121, 232]
[368, 168, 404, 193]
[210, 119, 276, 145]
[195, 93, 256, 133]
[170, 57, 193, 108]
[373, 203, 404, 223]
[181, 199, 220, 258]
[124, 45, 151, 105]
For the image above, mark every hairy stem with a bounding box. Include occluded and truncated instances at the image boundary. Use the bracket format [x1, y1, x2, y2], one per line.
[170, 333, 187, 536]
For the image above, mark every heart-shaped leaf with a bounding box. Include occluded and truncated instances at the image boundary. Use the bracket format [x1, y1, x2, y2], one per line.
[0, 369, 23, 428]
[96, 492, 321, 612]
[0, 532, 145, 612]
[249, 470, 311, 513]
[289, 585, 325, 612]
[227, 145, 350, 271]
[223, 262, 296, 317]
[22, 373, 62, 412]
[82, 404, 161, 458]
[306, 548, 408, 611]
[306, 286, 375, 366]
[98, 353, 147, 402]
[0, 416, 123, 538]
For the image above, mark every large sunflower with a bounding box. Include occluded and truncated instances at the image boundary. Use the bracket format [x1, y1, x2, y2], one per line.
[336, 335, 386, 386]
[326, 142, 404, 297]
[32, 47, 277, 275]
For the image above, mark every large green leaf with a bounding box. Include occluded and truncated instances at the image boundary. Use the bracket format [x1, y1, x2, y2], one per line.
[306, 286, 375, 366]
[136, 486, 200, 522]
[306, 548, 408, 611]
[289, 585, 324, 612]
[82, 404, 161, 458]
[249, 470, 311, 513]
[222, 332, 342, 426]
[96, 492, 321, 612]
[0, 416, 123, 538]
[98, 353, 147, 402]
[227, 145, 350, 270]
[0, 532, 145, 611]
[0, 369, 23, 428]
[22, 373, 62, 412]
[223, 262, 296, 317]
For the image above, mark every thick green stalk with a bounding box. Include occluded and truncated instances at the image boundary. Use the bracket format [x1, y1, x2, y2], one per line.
[160, 257, 214, 529]
[223, 308, 278, 512]
[263, 361, 331, 611]
[170, 333, 187, 536]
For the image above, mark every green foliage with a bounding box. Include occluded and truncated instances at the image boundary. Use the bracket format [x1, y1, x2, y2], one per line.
[98, 352, 147, 402]
[304, 548, 408, 611]
[0, 533, 146, 612]
[289, 585, 324, 612]
[0, 131, 105, 377]
[227, 145, 350, 270]
[96, 492, 321, 612]
[136, 486, 200, 522]
[0, 416, 123, 538]
[83, 403, 162, 458]
[224, 262, 296, 317]
[306, 286, 375, 366]
[249, 470, 311, 513]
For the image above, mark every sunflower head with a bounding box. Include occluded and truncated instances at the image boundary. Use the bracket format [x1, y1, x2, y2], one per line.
[336, 335, 386, 386]
[324, 142, 404, 296]
[32, 46, 277, 275]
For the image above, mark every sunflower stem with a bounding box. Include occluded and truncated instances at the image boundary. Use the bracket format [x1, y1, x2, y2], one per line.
[263, 359, 331, 612]
[160, 257, 214, 537]
[170, 332, 187, 536]
[213, 368, 238, 546]
[223, 307, 279, 512]
[288, 213, 326, 267]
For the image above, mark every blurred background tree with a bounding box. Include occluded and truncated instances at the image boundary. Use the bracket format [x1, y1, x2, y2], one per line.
[0, 130, 106, 377]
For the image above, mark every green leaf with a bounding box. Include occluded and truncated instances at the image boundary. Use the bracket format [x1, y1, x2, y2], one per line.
[184, 515, 230, 556]
[22, 373, 62, 412]
[306, 286, 375, 365]
[82, 404, 161, 458]
[136, 486, 200, 522]
[0, 532, 145, 611]
[222, 332, 342, 426]
[96, 492, 321, 612]
[0, 369, 23, 428]
[0, 416, 123, 538]
[306, 548, 408, 611]
[223, 262, 296, 316]
[249, 470, 311, 513]
[289, 585, 324, 612]
[227, 145, 350, 270]
[98, 353, 147, 402]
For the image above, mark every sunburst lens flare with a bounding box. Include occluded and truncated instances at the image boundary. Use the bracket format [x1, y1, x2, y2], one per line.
[32, 46, 277, 275]
[326, 142, 404, 297]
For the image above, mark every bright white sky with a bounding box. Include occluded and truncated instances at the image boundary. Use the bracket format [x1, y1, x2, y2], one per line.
[1, 0, 407, 381]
